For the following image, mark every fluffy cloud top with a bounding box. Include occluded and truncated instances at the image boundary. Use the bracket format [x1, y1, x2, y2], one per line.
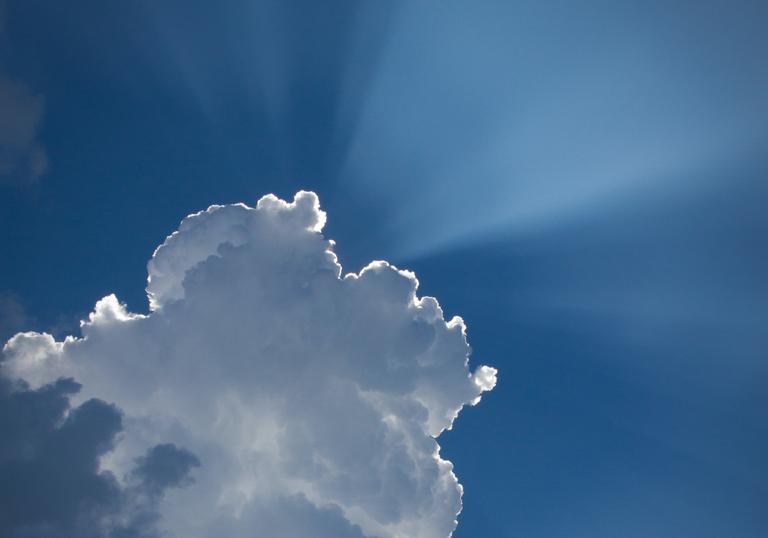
[2, 191, 497, 537]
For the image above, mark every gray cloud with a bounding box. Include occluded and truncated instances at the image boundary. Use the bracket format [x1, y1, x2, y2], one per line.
[0, 376, 199, 538]
[211, 494, 373, 538]
[0, 75, 47, 185]
[0, 0, 47, 186]
[0, 292, 32, 343]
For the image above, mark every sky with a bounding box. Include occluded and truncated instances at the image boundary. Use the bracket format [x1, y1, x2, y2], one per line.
[0, 1, 766, 537]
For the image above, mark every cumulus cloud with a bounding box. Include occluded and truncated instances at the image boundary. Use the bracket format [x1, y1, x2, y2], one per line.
[2, 191, 497, 537]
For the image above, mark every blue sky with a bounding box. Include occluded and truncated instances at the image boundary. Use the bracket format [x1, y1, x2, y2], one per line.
[1, 1, 766, 536]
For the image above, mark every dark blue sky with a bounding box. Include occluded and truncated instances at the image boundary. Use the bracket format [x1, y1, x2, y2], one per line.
[1, 1, 766, 536]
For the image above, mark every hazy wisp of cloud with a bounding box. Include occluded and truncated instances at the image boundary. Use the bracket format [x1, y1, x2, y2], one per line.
[0, 0, 47, 186]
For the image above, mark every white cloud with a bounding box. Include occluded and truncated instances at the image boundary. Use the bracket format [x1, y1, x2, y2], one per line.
[2, 191, 497, 537]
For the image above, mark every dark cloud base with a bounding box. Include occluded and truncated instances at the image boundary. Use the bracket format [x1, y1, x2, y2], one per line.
[0, 375, 199, 538]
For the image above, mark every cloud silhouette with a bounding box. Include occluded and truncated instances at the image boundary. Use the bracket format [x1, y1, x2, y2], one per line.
[3, 191, 496, 537]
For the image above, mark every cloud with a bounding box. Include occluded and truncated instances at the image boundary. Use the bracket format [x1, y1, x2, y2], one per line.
[0, 75, 47, 185]
[0, 0, 47, 186]
[0, 292, 32, 343]
[2, 191, 497, 537]
[0, 376, 199, 538]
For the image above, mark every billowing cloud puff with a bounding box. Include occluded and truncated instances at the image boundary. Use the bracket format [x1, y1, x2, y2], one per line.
[2, 191, 497, 537]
